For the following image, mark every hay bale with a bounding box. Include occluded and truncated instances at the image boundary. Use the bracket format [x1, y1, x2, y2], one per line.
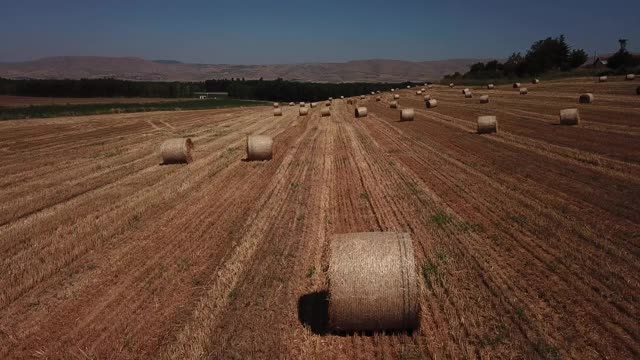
[391, 89, 395, 92]
[513, 83, 521, 88]
[325, 101, 331, 107]
[479, 95, 489, 103]
[477, 116, 498, 134]
[519, 88, 528, 95]
[246, 135, 273, 161]
[341, 95, 345, 99]
[426, 99, 438, 108]
[300, 102, 305, 107]
[273, 102, 280, 108]
[289, 102, 295, 106]
[390, 101, 398, 109]
[406, 86, 411, 89]
[376, 96, 381, 101]
[464, 91, 473, 98]
[598, 76, 608, 82]
[299, 107, 309, 116]
[400, 108, 415, 121]
[560, 108, 580, 125]
[532, 79, 540, 84]
[416, 90, 422, 95]
[321, 108, 331, 117]
[274, 108, 283, 116]
[462, 88, 470, 94]
[393, 94, 400, 100]
[421, 88, 426, 92]
[160, 138, 193, 164]
[311, 102, 317, 108]
[371, 92, 376, 95]
[329, 97, 334, 101]
[355, 107, 368, 118]
[328, 232, 419, 332]
[449, 83, 455, 88]
[626, 74, 635, 80]
[579, 93, 594, 104]
[423, 95, 431, 101]
[487, 84, 495, 89]
[360, 95, 366, 100]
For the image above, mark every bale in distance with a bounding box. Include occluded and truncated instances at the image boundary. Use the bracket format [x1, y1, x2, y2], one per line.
[626, 74, 635, 80]
[519, 88, 528, 95]
[421, 88, 426, 92]
[477, 116, 498, 134]
[376, 96, 381, 101]
[341, 95, 345, 99]
[579, 93, 594, 104]
[321, 107, 331, 117]
[273, 102, 280, 108]
[360, 95, 366, 100]
[325, 101, 331, 107]
[487, 84, 495, 89]
[464, 91, 473, 98]
[299, 107, 309, 116]
[423, 94, 431, 101]
[160, 138, 193, 164]
[246, 135, 273, 161]
[416, 90, 422, 95]
[391, 89, 395, 92]
[371, 92, 376, 95]
[311, 102, 317, 108]
[449, 83, 455, 88]
[599, 76, 608, 82]
[532, 79, 540, 84]
[560, 108, 580, 125]
[513, 83, 521, 88]
[328, 232, 420, 332]
[390, 101, 398, 108]
[329, 97, 334, 101]
[462, 88, 470, 94]
[400, 108, 415, 121]
[426, 99, 438, 108]
[355, 107, 368, 118]
[289, 102, 295, 106]
[406, 85, 411, 89]
[274, 108, 283, 116]
[300, 102, 306, 107]
[479, 95, 489, 103]
[393, 94, 400, 100]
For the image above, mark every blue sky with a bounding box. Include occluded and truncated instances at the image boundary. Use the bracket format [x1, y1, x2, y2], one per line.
[0, 0, 638, 64]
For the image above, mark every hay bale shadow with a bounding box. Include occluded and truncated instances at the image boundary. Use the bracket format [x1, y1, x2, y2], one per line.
[298, 291, 329, 335]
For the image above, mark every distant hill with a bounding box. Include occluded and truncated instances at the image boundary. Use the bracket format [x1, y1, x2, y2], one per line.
[0, 56, 484, 82]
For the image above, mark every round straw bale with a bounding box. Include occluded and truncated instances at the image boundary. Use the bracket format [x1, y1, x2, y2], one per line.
[407, 85, 411, 89]
[532, 79, 540, 84]
[376, 96, 381, 101]
[273, 102, 280, 108]
[626, 74, 635, 80]
[246, 135, 273, 161]
[423, 95, 431, 101]
[390, 101, 398, 108]
[371, 92, 376, 95]
[328, 232, 419, 332]
[393, 94, 400, 99]
[341, 95, 345, 99]
[519, 88, 528, 95]
[400, 108, 415, 121]
[462, 88, 470, 94]
[428, 84, 433, 88]
[598, 76, 608, 82]
[465, 91, 473, 98]
[289, 102, 295, 106]
[360, 95, 366, 100]
[355, 107, 368, 118]
[299, 102, 305, 107]
[513, 83, 521, 88]
[487, 84, 495, 89]
[579, 93, 594, 104]
[560, 108, 580, 125]
[160, 138, 193, 164]
[449, 83, 455, 88]
[273, 108, 283, 116]
[421, 88, 426, 92]
[325, 101, 331, 107]
[321, 107, 331, 117]
[329, 97, 333, 101]
[391, 89, 395, 92]
[479, 95, 489, 103]
[426, 99, 438, 108]
[477, 116, 498, 134]
[416, 90, 422, 95]
[299, 107, 309, 116]
[310, 102, 317, 108]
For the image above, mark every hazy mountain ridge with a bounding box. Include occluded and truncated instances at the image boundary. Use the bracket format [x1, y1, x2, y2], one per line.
[0, 56, 483, 82]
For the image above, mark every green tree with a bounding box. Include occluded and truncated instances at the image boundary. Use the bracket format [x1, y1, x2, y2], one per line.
[568, 49, 588, 68]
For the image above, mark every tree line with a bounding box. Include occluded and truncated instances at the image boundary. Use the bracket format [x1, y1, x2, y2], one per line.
[0, 78, 205, 98]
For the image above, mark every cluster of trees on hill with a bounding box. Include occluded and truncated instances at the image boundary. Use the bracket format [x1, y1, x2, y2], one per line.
[607, 47, 640, 70]
[0, 78, 205, 98]
[205, 78, 418, 102]
[445, 35, 589, 80]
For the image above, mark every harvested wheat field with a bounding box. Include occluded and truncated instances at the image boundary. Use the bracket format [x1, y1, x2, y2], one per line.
[0, 77, 639, 359]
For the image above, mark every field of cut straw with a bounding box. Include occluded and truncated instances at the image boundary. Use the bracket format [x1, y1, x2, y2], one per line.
[0, 76, 638, 359]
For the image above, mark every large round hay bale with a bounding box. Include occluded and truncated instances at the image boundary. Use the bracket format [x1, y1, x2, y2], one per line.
[519, 88, 528, 95]
[393, 94, 400, 100]
[371, 92, 376, 95]
[626, 74, 635, 80]
[462, 88, 470, 94]
[390, 101, 398, 108]
[406, 85, 411, 89]
[376, 96, 381, 101]
[289, 102, 295, 106]
[321, 108, 331, 117]
[273, 102, 280, 108]
[423, 95, 431, 101]
[579, 93, 594, 104]
[479, 95, 489, 103]
[329, 97, 334, 101]
[449, 83, 455, 88]
[400, 108, 415, 121]
[310, 102, 317, 108]
[477, 116, 498, 134]
[355, 107, 368, 118]
[560, 108, 580, 125]
[487, 84, 495, 90]
[299, 107, 309, 116]
[274, 108, 283, 116]
[246, 135, 273, 161]
[426, 99, 438, 108]
[513, 83, 521, 88]
[360, 95, 366, 100]
[391, 89, 395, 92]
[160, 138, 193, 164]
[328, 232, 419, 332]
[464, 91, 473, 98]
[341, 95, 345, 99]
[416, 90, 422, 95]
[299, 102, 306, 107]
[598, 76, 608, 82]
[532, 79, 540, 84]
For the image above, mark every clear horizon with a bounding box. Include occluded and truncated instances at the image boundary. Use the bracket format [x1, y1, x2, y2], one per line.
[1, 0, 638, 64]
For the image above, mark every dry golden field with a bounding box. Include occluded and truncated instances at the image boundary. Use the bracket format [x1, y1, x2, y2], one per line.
[0, 77, 638, 359]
